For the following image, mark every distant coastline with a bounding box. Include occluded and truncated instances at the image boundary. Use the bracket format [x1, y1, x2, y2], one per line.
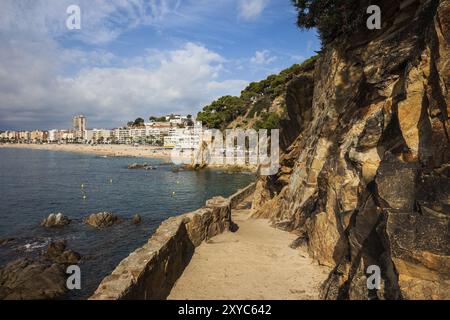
[0, 143, 174, 160]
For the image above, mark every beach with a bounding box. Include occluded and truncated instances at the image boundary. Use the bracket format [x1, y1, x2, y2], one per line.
[0, 143, 175, 161]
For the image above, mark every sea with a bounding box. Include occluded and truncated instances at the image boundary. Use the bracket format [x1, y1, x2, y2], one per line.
[0, 147, 254, 299]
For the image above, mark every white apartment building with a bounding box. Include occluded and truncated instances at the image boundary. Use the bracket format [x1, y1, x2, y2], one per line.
[168, 115, 190, 126]
[60, 130, 75, 142]
[164, 122, 202, 149]
[93, 129, 112, 142]
[19, 131, 31, 141]
[48, 129, 60, 142]
[163, 127, 178, 148]
[84, 129, 94, 143]
[113, 128, 131, 144]
[0, 131, 17, 140]
[129, 127, 147, 142]
[84, 129, 112, 143]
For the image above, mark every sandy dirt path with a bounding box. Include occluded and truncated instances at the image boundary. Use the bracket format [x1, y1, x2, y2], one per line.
[168, 198, 330, 300]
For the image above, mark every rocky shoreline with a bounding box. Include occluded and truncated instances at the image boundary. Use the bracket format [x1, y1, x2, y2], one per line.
[0, 183, 254, 300]
[0, 210, 143, 299]
[0, 240, 81, 300]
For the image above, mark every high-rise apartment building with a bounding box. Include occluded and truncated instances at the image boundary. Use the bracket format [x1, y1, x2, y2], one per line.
[73, 115, 86, 140]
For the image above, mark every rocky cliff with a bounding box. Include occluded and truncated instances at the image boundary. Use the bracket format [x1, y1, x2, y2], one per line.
[252, 0, 449, 300]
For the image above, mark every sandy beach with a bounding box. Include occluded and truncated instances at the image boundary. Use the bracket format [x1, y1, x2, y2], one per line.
[0, 143, 175, 160]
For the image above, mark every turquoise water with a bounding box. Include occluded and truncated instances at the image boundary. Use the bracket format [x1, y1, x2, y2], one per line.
[0, 148, 254, 299]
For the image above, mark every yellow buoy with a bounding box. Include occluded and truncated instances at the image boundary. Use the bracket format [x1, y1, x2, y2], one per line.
[82, 195, 87, 200]
[172, 191, 176, 197]
[81, 183, 84, 189]
[176, 181, 180, 184]
[109, 179, 113, 184]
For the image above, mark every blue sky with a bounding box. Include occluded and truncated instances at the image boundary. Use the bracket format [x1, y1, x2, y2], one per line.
[0, 0, 319, 130]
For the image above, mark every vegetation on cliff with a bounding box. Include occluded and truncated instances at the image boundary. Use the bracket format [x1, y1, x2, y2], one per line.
[197, 56, 317, 130]
[292, 0, 371, 44]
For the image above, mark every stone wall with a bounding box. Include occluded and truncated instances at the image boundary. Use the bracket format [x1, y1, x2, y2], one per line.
[229, 183, 256, 209]
[90, 184, 254, 300]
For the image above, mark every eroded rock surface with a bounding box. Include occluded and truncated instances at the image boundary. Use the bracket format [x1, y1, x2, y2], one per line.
[0, 240, 81, 300]
[251, 0, 450, 300]
[84, 212, 120, 228]
[131, 214, 142, 225]
[41, 213, 71, 227]
[43, 240, 81, 265]
[128, 163, 156, 170]
[0, 259, 67, 300]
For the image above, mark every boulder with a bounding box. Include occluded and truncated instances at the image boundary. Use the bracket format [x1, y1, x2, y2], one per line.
[43, 240, 81, 265]
[0, 238, 15, 246]
[131, 214, 142, 225]
[0, 258, 67, 300]
[128, 163, 156, 170]
[0, 241, 81, 300]
[41, 213, 71, 227]
[84, 212, 120, 228]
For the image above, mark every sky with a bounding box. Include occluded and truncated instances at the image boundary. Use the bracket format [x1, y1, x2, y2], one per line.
[0, 0, 320, 130]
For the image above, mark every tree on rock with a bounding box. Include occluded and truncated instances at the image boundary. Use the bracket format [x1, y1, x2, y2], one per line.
[292, 0, 371, 44]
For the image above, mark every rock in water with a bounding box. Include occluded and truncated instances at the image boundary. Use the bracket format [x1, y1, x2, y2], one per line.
[128, 162, 141, 169]
[0, 238, 15, 246]
[131, 214, 142, 225]
[84, 212, 120, 228]
[43, 240, 81, 265]
[0, 241, 81, 300]
[41, 213, 71, 227]
[128, 162, 154, 170]
[0, 258, 67, 300]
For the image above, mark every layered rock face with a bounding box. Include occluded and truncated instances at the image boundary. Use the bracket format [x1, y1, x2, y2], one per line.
[84, 212, 121, 228]
[252, 0, 449, 300]
[41, 213, 71, 227]
[0, 240, 81, 300]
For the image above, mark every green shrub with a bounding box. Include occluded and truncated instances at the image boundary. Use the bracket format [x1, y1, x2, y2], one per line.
[254, 112, 281, 130]
[197, 56, 317, 129]
[292, 0, 371, 44]
[248, 97, 271, 118]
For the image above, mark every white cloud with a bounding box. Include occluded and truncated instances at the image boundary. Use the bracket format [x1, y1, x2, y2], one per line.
[238, 0, 269, 20]
[0, 0, 278, 130]
[0, 0, 184, 44]
[250, 50, 276, 65]
[0, 40, 248, 129]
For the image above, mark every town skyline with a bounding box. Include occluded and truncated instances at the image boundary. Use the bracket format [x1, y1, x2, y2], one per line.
[1, 113, 201, 149]
[0, 112, 195, 132]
